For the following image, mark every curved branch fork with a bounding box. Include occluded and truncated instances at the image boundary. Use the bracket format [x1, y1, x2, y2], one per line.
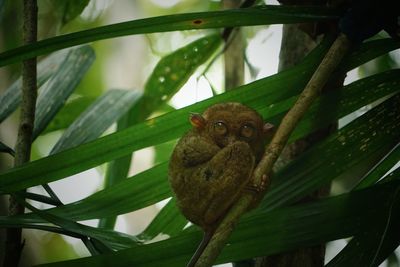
[194, 33, 352, 267]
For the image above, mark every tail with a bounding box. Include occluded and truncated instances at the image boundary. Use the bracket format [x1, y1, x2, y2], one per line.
[186, 230, 214, 267]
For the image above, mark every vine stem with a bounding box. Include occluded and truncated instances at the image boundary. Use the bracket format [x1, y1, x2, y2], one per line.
[194, 33, 352, 267]
[3, 1, 38, 267]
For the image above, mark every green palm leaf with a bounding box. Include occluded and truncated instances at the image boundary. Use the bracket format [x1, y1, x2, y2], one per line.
[1, 37, 397, 193]
[0, 5, 340, 67]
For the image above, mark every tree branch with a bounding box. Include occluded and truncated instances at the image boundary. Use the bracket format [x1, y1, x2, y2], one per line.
[194, 33, 352, 267]
[3, 1, 38, 266]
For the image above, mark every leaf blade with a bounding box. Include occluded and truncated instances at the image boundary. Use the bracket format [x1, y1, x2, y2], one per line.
[13, 91, 400, 225]
[0, 49, 72, 123]
[138, 198, 187, 241]
[50, 89, 142, 154]
[32, 178, 400, 267]
[33, 45, 95, 139]
[0, 5, 340, 67]
[41, 96, 96, 134]
[0, 38, 398, 193]
[354, 143, 400, 190]
[0, 140, 14, 156]
[260, 93, 400, 211]
[98, 34, 221, 229]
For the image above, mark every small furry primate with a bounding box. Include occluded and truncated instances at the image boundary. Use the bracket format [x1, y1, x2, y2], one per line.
[168, 102, 273, 267]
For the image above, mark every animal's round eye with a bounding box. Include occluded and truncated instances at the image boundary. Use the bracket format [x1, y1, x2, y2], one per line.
[214, 121, 227, 135]
[240, 124, 255, 138]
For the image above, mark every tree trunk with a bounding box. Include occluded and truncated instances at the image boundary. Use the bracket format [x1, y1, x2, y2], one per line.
[222, 0, 245, 91]
[3, 1, 38, 267]
[255, 1, 345, 266]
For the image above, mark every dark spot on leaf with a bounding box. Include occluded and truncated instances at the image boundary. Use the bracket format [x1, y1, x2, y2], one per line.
[193, 19, 203, 25]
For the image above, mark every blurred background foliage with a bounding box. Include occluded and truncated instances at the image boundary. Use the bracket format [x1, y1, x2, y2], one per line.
[0, 0, 399, 266]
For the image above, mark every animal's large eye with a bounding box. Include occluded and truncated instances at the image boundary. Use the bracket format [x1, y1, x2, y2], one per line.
[214, 121, 227, 136]
[240, 124, 255, 139]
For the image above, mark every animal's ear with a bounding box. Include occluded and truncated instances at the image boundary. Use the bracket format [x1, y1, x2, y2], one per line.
[189, 113, 206, 129]
[263, 123, 275, 137]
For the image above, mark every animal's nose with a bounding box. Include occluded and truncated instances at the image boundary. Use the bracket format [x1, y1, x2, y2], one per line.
[226, 135, 237, 144]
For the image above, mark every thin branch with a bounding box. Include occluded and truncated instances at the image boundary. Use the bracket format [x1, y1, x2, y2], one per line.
[3, 1, 38, 267]
[194, 33, 352, 267]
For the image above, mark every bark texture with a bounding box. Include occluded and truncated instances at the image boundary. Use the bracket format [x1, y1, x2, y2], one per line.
[3, 1, 38, 267]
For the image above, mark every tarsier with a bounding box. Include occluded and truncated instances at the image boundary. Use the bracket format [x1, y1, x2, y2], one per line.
[168, 102, 274, 267]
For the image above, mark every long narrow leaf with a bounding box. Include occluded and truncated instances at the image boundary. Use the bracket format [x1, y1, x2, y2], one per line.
[17, 196, 112, 254]
[138, 198, 187, 241]
[327, 169, 400, 267]
[4, 94, 399, 256]
[50, 89, 142, 153]
[33, 178, 400, 267]
[45, 162, 169, 221]
[144, 88, 400, 241]
[99, 34, 221, 229]
[218, 180, 400, 266]
[271, 68, 400, 142]
[98, 109, 136, 229]
[12, 91, 400, 224]
[0, 140, 14, 156]
[128, 34, 221, 121]
[0, 49, 71, 123]
[0, 5, 340, 67]
[0, 38, 398, 193]
[56, 0, 91, 27]
[135, 34, 221, 120]
[259, 93, 400, 211]
[139, 72, 400, 239]
[354, 143, 400, 190]
[0, 215, 142, 251]
[42, 96, 96, 135]
[0, 35, 331, 192]
[33, 45, 95, 139]
[340, 38, 400, 72]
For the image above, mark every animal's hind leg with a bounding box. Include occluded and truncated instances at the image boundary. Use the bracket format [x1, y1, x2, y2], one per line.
[201, 141, 255, 225]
